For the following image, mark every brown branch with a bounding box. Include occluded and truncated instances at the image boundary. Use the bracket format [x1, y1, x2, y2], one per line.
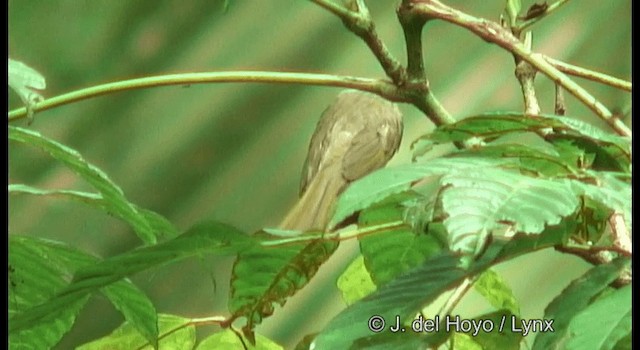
[407, 0, 631, 137]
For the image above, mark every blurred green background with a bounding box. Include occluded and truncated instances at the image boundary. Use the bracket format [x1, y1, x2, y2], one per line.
[8, 1, 631, 349]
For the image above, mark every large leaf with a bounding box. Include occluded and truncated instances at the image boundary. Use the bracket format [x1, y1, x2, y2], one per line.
[10, 221, 253, 334]
[564, 285, 631, 350]
[9, 126, 158, 244]
[441, 168, 579, 255]
[9, 236, 96, 349]
[77, 314, 195, 350]
[357, 196, 445, 286]
[229, 232, 338, 342]
[101, 281, 159, 349]
[331, 157, 512, 228]
[533, 257, 631, 350]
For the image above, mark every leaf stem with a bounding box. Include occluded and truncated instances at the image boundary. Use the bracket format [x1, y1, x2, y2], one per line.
[8, 71, 402, 122]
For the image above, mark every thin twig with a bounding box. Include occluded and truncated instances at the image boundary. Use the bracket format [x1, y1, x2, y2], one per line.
[555, 84, 566, 115]
[544, 56, 632, 92]
[408, 0, 631, 137]
[8, 71, 402, 122]
[311, 0, 407, 84]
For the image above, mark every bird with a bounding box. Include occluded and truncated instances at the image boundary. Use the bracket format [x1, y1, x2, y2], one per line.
[280, 90, 403, 231]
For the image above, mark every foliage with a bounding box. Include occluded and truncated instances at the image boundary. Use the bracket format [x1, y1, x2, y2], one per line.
[8, 1, 630, 349]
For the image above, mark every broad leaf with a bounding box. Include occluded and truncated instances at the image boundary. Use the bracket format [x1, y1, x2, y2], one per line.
[441, 168, 579, 254]
[101, 281, 159, 348]
[357, 197, 444, 285]
[564, 285, 631, 350]
[533, 257, 630, 350]
[331, 157, 512, 228]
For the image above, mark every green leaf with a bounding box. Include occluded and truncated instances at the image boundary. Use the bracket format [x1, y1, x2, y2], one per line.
[473, 269, 520, 316]
[441, 169, 579, 255]
[8, 58, 46, 122]
[451, 143, 577, 177]
[9, 126, 158, 244]
[532, 257, 630, 350]
[196, 329, 283, 350]
[10, 221, 252, 334]
[101, 281, 158, 348]
[312, 235, 554, 349]
[356, 193, 444, 286]
[9, 184, 178, 240]
[416, 113, 565, 146]
[337, 255, 377, 305]
[466, 310, 523, 350]
[229, 233, 338, 340]
[565, 285, 631, 350]
[331, 157, 511, 228]
[9, 235, 96, 349]
[77, 314, 195, 350]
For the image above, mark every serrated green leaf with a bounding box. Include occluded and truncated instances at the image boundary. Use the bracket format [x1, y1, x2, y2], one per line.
[474, 269, 520, 316]
[9, 126, 157, 244]
[532, 257, 630, 350]
[565, 285, 631, 350]
[10, 221, 252, 334]
[418, 113, 565, 146]
[441, 169, 579, 255]
[547, 134, 630, 172]
[337, 255, 377, 305]
[196, 329, 283, 350]
[356, 194, 445, 286]
[101, 281, 158, 348]
[9, 236, 97, 349]
[331, 157, 511, 228]
[451, 142, 577, 176]
[229, 234, 338, 339]
[77, 314, 195, 350]
[9, 184, 178, 241]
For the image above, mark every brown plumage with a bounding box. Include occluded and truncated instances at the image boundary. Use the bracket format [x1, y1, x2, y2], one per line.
[280, 90, 403, 231]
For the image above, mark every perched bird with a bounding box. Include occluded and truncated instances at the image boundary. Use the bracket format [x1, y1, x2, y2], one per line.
[280, 90, 403, 231]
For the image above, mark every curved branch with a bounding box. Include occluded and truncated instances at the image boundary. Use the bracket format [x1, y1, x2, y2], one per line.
[408, 0, 631, 137]
[8, 71, 402, 122]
